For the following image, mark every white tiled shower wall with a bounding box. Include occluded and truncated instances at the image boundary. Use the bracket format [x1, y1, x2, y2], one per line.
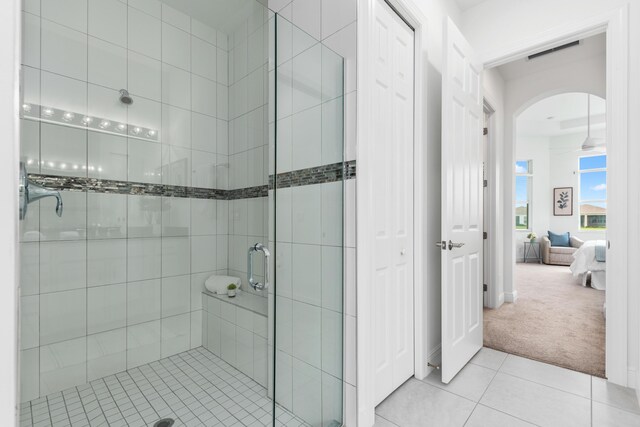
[227, 9, 270, 289]
[18, 0, 234, 401]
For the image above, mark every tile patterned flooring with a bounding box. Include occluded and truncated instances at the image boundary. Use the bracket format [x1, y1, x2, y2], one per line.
[375, 348, 640, 427]
[19, 347, 308, 427]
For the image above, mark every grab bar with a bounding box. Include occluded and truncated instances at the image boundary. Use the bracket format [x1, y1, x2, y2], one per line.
[247, 243, 270, 291]
[19, 162, 63, 220]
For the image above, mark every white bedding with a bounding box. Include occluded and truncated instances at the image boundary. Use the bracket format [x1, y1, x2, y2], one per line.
[570, 240, 606, 290]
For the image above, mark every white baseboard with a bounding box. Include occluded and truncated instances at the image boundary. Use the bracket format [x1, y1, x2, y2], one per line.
[627, 367, 637, 389]
[504, 290, 518, 303]
[637, 368, 640, 405]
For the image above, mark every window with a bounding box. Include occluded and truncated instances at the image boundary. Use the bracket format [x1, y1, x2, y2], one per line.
[515, 160, 532, 230]
[579, 155, 607, 230]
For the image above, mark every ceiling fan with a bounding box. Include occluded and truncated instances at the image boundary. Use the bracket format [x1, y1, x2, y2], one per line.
[545, 93, 606, 155]
[581, 93, 606, 152]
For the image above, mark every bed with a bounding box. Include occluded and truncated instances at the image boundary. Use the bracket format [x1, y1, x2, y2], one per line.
[569, 240, 607, 291]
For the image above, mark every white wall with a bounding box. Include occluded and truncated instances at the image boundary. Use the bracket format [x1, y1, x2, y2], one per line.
[461, 0, 639, 389]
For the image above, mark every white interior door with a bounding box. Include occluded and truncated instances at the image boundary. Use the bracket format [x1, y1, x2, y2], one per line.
[371, 0, 415, 405]
[440, 17, 484, 384]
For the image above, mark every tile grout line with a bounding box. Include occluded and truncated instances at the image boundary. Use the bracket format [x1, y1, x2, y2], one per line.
[188, 6, 194, 357]
[134, 365, 187, 424]
[112, 370, 158, 424]
[375, 413, 399, 426]
[160, 0, 166, 370]
[462, 365, 500, 426]
[145, 355, 218, 426]
[476, 403, 544, 427]
[36, 0, 44, 407]
[125, 0, 131, 380]
[89, 377, 129, 426]
[43, 393, 56, 426]
[131, 360, 196, 424]
[78, 383, 105, 425]
[186, 349, 265, 424]
[172, 352, 256, 425]
[590, 376, 593, 427]
[33, 14, 225, 97]
[495, 360, 592, 400]
[83, 0, 91, 396]
[497, 368, 592, 401]
[466, 361, 544, 426]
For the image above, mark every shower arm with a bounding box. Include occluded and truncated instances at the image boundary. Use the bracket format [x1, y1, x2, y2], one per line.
[19, 162, 63, 220]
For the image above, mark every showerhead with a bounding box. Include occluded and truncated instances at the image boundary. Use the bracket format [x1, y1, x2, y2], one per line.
[119, 89, 133, 105]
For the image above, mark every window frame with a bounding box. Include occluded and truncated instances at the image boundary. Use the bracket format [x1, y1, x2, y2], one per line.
[578, 154, 607, 231]
[515, 160, 533, 231]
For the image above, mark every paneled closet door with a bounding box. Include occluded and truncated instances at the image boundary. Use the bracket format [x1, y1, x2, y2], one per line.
[370, 0, 416, 406]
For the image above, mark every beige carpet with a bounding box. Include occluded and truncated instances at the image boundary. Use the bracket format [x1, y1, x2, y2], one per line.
[484, 263, 606, 377]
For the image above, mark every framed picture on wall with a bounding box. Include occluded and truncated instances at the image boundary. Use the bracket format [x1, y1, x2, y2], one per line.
[553, 187, 573, 216]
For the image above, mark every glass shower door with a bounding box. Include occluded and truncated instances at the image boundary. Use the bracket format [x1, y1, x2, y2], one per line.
[269, 14, 345, 427]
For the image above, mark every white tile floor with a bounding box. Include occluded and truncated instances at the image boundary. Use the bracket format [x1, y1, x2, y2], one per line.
[19, 347, 309, 427]
[375, 348, 640, 427]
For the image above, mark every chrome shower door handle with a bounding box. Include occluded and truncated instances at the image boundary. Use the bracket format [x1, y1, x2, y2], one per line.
[247, 243, 270, 291]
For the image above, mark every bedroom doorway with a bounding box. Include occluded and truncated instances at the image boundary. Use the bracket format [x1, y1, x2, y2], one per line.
[483, 34, 608, 377]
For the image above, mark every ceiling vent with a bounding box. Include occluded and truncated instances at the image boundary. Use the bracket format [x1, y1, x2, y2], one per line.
[527, 40, 580, 60]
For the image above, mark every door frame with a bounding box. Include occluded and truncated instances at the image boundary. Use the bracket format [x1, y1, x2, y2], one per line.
[0, 0, 20, 423]
[482, 99, 499, 310]
[356, 0, 428, 425]
[482, 5, 629, 386]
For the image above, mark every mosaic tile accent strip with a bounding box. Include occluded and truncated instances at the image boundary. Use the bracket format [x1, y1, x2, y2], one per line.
[271, 160, 356, 189]
[27, 160, 356, 201]
[19, 347, 310, 427]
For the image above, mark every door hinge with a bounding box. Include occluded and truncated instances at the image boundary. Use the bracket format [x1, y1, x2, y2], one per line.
[483, 232, 487, 240]
[483, 284, 488, 292]
[483, 179, 488, 188]
[483, 127, 488, 136]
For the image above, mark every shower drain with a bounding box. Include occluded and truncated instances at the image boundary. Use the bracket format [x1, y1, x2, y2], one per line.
[153, 418, 175, 427]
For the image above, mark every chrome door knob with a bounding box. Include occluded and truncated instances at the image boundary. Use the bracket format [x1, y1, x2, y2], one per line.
[448, 240, 465, 250]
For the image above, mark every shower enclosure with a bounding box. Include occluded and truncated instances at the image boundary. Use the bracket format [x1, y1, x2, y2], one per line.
[18, 1, 345, 425]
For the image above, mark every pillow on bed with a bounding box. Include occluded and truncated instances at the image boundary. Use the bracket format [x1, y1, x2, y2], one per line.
[548, 231, 570, 247]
